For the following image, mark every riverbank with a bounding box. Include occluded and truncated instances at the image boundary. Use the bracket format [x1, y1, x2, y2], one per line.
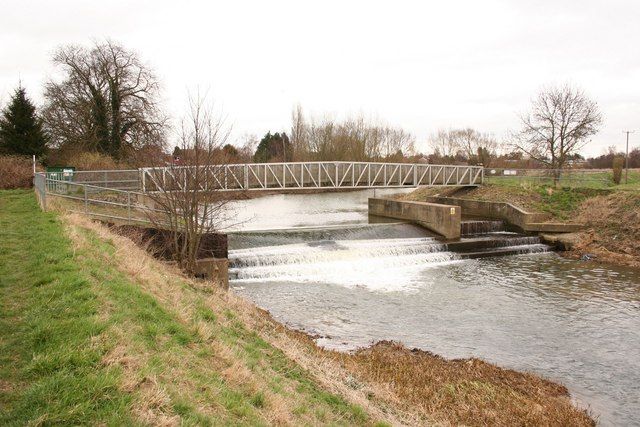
[0, 190, 593, 425]
[403, 184, 640, 269]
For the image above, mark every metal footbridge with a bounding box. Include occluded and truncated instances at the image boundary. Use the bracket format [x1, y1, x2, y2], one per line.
[139, 162, 483, 192]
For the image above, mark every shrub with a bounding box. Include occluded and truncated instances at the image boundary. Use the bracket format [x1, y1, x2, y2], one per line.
[0, 155, 35, 189]
[612, 156, 624, 185]
[73, 152, 121, 170]
[48, 150, 119, 171]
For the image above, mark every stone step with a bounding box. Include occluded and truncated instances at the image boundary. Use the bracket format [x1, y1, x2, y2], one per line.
[522, 223, 585, 232]
[445, 235, 541, 252]
[460, 220, 505, 236]
[458, 244, 552, 259]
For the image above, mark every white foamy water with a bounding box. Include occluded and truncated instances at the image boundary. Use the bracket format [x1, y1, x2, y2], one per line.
[229, 237, 461, 292]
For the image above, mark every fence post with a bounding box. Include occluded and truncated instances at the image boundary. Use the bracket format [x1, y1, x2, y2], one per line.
[41, 175, 47, 210]
[127, 192, 132, 222]
[84, 185, 88, 214]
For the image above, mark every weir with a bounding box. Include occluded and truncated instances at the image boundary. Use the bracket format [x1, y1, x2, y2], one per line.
[228, 223, 551, 282]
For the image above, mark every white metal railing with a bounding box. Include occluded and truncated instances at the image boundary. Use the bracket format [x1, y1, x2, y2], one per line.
[71, 169, 140, 190]
[139, 162, 484, 193]
[34, 172, 163, 225]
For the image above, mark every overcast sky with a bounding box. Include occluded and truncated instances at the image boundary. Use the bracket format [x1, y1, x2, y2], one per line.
[1, 0, 639, 156]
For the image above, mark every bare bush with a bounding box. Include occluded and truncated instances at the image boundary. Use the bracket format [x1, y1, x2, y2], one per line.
[0, 155, 35, 189]
[612, 156, 624, 184]
[63, 151, 119, 170]
[144, 94, 235, 274]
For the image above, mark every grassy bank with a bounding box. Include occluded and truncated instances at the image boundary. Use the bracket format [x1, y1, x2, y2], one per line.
[1, 190, 594, 425]
[0, 191, 373, 425]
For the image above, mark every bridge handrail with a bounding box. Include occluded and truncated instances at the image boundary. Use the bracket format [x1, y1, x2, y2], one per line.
[139, 162, 484, 192]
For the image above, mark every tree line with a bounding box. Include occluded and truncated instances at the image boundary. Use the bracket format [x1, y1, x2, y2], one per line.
[1, 39, 633, 172]
[1, 40, 166, 168]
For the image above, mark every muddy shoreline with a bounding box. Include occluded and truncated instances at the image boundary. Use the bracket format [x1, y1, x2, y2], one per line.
[244, 298, 595, 426]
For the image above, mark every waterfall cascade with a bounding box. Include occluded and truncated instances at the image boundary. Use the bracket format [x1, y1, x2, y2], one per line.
[460, 220, 506, 236]
[229, 223, 552, 285]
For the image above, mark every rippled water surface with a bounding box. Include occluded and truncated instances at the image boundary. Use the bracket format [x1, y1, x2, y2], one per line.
[228, 190, 640, 426]
[225, 188, 412, 230]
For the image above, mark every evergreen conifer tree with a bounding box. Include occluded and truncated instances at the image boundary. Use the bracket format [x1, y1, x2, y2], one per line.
[0, 86, 47, 157]
[253, 131, 292, 162]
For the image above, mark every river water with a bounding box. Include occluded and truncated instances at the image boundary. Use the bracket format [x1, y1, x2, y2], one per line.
[226, 189, 640, 426]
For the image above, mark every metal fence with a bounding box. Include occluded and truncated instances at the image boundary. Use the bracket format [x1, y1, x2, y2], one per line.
[34, 172, 165, 225]
[140, 162, 484, 192]
[483, 168, 613, 188]
[71, 169, 141, 190]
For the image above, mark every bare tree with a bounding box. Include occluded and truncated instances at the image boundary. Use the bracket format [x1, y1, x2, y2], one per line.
[237, 132, 259, 162]
[290, 104, 310, 161]
[429, 128, 499, 165]
[514, 84, 602, 176]
[429, 129, 459, 158]
[43, 40, 166, 159]
[144, 93, 234, 274]
[289, 108, 415, 162]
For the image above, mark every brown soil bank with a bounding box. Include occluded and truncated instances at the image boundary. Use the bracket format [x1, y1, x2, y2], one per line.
[66, 212, 592, 425]
[570, 191, 640, 268]
[404, 185, 640, 269]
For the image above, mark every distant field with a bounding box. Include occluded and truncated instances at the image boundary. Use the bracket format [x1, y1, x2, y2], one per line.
[484, 169, 640, 190]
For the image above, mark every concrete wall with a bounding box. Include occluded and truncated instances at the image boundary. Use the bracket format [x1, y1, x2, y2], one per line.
[423, 196, 548, 229]
[422, 196, 583, 233]
[369, 198, 461, 239]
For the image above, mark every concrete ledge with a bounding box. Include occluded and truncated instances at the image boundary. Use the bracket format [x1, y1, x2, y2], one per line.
[423, 196, 549, 230]
[369, 198, 461, 239]
[525, 223, 585, 233]
[422, 196, 584, 233]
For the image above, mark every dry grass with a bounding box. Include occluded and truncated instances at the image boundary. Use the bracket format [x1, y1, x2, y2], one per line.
[569, 192, 640, 268]
[58, 209, 594, 426]
[399, 186, 464, 202]
[62, 212, 384, 425]
[403, 184, 547, 213]
[0, 155, 34, 189]
[336, 342, 593, 426]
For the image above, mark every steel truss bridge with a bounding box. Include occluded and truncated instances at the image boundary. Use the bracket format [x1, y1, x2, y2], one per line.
[140, 162, 483, 192]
